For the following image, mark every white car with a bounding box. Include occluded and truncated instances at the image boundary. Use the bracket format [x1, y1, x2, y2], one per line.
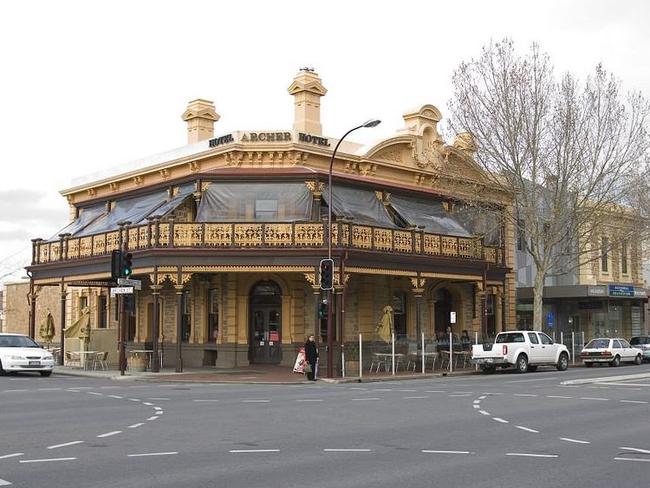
[580, 338, 643, 367]
[0, 333, 55, 377]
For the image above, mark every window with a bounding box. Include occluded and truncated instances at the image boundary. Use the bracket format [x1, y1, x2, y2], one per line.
[613, 340, 623, 349]
[621, 240, 628, 275]
[620, 339, 631, 348]
[496, 333, 525, 343]
[539, 333, 553, 345]
[255, 199, 278, 220]
[527, 333, 539, 344]
[601, 237, 609, 273]
[393, 292, 407, 340]
[181, 291, 191, 342]
[79, 296, 88, 311]
[207, 289, 219, 342]
[97, 295, 107, 329]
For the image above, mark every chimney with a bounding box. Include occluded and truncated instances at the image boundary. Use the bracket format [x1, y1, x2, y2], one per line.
[287, 68, 327, 135]
[181, 99, 220, 144]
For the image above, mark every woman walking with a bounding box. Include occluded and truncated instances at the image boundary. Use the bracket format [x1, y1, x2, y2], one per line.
[304, 335, 318, 381]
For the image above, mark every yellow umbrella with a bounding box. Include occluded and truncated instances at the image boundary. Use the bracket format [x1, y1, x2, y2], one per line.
[376, 305, 393, 343]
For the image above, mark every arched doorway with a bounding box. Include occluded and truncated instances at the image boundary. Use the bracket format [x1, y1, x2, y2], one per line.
[249, 281, 282, 364]
[434, 288, 452, 338]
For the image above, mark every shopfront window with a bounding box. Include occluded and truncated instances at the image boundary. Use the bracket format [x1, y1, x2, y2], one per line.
[207, 288, 219, 342]
[181, 290, 191, 342]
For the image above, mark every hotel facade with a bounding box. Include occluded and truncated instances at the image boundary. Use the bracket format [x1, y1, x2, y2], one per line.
[26, 70, 515, 371]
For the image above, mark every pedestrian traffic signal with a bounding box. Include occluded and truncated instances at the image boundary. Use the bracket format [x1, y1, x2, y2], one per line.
[111, 250, 122, 281]
[122, 252, 133, 277]
[319, 258, 334, 290]
[318, 300, 328, 319]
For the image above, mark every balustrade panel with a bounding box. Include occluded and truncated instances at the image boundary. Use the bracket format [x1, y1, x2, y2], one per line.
[204, 224, 233, 246]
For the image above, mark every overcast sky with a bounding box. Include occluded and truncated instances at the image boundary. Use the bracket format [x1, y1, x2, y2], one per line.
[0, 0, 648, 281]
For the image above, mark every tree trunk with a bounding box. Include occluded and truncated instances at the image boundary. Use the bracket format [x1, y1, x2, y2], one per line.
[532, 271, 545, 332]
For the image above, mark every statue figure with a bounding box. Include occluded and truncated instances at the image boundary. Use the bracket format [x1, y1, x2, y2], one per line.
[39, 311, 56, 345]
[376, 305, 393, 343]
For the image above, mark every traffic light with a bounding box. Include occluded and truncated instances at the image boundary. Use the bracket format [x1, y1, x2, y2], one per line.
[318, 300, 328, 319]
[122, 252, 133, 277]
[111, 250, 122, 281]
[319, 258, 334, 290]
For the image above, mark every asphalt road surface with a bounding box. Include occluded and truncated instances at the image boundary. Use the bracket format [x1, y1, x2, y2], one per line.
[2, 364, 650, 488]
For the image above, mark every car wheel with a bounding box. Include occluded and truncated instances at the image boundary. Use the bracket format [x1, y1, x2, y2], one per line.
[609, 355, 620, 367]
[481, 365, 496, 374]
[557, 352, 569, 371]
[528, 365, 538, 372]
[40, 371, 52, 377]
[634, 354, 643, 365]
[516, 354, 528, 373]
[584, 361, 593, 368]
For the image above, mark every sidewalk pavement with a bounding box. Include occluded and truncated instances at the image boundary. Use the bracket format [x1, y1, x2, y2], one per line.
[52, 364, 474, 384]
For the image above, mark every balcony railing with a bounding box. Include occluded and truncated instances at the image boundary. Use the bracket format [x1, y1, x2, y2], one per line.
[32, 221, 505, 266]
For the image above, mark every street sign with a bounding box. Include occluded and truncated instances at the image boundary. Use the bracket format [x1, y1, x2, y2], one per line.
[117, 278, 142, 290]
[110, 286, 134, 297]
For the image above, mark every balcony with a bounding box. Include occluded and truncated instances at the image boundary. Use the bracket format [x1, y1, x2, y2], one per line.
[32, 221, 504, 266]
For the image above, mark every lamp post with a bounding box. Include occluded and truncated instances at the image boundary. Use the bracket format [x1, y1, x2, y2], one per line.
[325, 119, 381, 378]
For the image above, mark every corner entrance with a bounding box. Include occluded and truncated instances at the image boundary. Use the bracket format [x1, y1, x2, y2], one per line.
[249, 281, 282, 364]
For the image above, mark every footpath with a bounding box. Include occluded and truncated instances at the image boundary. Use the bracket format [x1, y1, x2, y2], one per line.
[52, 363, 471, 384]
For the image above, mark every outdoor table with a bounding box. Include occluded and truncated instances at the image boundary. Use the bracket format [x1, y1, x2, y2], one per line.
[75, 351, 97, 370]
[372, 352, 405, 372]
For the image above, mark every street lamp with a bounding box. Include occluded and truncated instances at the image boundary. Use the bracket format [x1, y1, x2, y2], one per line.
[325, 119, 381, 378]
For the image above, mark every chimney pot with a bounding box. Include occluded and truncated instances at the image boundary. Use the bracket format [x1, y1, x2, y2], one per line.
[182, 99, 220, 144]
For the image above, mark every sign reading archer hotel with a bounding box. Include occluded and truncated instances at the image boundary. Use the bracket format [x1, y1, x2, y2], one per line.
[209, 132, 330, 148]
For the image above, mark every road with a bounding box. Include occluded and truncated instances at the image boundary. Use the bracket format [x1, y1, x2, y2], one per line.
[1, 364, 650, 488]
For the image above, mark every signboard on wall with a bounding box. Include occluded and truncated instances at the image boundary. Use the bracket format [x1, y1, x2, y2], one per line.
[450, 312, 457, 324]
[608, 285, 634, 297]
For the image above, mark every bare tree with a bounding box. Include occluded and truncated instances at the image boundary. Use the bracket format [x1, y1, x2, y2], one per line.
[449, 39, 650, 331]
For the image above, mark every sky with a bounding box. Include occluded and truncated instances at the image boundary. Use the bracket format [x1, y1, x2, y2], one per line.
[0, 0, 648, 282]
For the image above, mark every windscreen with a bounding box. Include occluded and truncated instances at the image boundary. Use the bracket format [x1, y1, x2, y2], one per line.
[495, 333, 525, 343]
[585, 339, 610, 349]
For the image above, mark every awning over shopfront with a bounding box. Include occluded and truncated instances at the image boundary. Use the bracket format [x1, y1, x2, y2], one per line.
[79, 190, 168, 236]
[53, 203, 107, 238]
[389, 195, 470, 236]
[196, 182, 312, 222]
[323, 185, 398, 228]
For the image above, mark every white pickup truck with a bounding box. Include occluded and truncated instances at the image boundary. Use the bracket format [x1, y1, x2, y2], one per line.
[471, 330, 570, 373]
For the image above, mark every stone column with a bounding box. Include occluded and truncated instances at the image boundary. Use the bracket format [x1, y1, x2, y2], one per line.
[59, 283, 66, 366]
[151, 284, 162, 372]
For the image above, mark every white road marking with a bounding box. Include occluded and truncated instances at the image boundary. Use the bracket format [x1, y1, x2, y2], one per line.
[425, 390, 446, 393]
[323, 449, 372, 452]
[560, 437, 590, 444]
[128, 398, 141, 402]
[99, 386, 120, 389]
[620, 400, 648, 404]
[351, 398, 380, 401]
[349, 387, 368, 390]
[507, 377, 559, 383]
[614, 457, 650, 463]
[478, 410, 490, 416]
[478, 395, 487, 400]
[506, 453, 558, 458]
[0, 478, 11, 486]
[296, 399, 323, 402]
[449, 394, 471, 397]
[155, 411, 163, 415]
[516, 426, 539, 433]
[473, 405, 481, 409]
[579, 397, 608, 401]
[373, 388, 393, 391]
[97, 431, 121, 438]
[128, 423, 144, 429]
[482, 392, 504, 395]
[0, 453, 23, 460]
[20, 457, 77, 463]
[399, 389, 417, 392]
[229, 449, 280, 453]
[128, 452, 178, 457]
[3, 389, 28, 393]
[547, 395, 572, 399]
[514, 394, 538, 397]
[37, 388, 62, 391]
[154, 407, 162, 411]
[87, 392, 103, 396]
[148, 398, 170, 400]
[451, 391, 474, 394]
[493, 417, 509, 424]
[142, 402, 153, 406]
[620, 447, 650, 454]
[108, 395, 123, 399]
[422, 450, 471, 454]
[147, 416, 159, 421]
[598, 382, 650, 387]
[193, 399, 220, 402]
[242, 399, 270, 403]
[404, 396, 430, 399]
[47, 441, 84, 450]
[473, 400, 481, 404]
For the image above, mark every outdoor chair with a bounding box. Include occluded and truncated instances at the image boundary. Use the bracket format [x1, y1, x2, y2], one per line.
[405, 342, 419, 372]
[65, 351, 81, 368]
[92, 351, 108, 370]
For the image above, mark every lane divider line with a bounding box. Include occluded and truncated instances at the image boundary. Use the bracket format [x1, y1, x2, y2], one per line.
[493, 418, 509, 424]
[47, 441, 84, 450]
[296, 399, 323, 402]
[242, 400, 270, 403]
[323, 449, 372, 452]
[0, 453, 23, 460]
[147, 416, 159, 421]
[620, 447, 650, 454]
[97, 431, 121, 438]
[547, 395, 572, 399]
[506, 453, 558, 458]
[579, 397, 608, 401]
[193, 399, 220, 402]
[514, 394, 538, 397]
[404, 396, 430, 400]
[515, 426, 539, 433]
[351, 398, 380, 401]
[422, 450, 471, 454]
[19, 457, 77, 464]
[128, 423, 145, 429]
[620, 400, 648, 404]
[128, 452, 178, 457]
[560, 437, 590, 444]
[229, 449, 280, 453]
[614, 457, 650, 463]
[478, 410, 490, 416]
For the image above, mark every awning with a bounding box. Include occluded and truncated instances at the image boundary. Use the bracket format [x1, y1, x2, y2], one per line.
[134, 183, 195, 224]
[79, 190, 168, 235]
[389, 195, 470, 236]
[322, 185, 398, 228]
[52, 203, 106, 238]
[196, 182, 312, 222]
